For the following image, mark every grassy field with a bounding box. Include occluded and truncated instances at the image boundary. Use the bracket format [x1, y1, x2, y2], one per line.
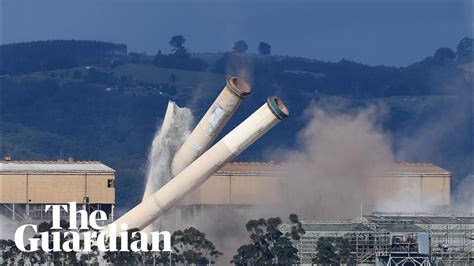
[111, 64, 226, 88]
[11, 64, 460, 115]
[14, 63, 227, 90]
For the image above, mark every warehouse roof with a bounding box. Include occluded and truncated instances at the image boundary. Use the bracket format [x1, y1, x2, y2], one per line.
[0, 159, 115, 173]
[216, 161, 287, 176]
[216, 162, 449, 176]
[384, 163, 450, 175]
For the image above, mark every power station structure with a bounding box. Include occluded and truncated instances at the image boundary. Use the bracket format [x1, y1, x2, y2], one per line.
[284, 212, 473, 265]
[0, 158, 115, 222]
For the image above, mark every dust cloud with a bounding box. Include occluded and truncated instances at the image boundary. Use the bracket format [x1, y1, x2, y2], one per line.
[269, 105, 395, 219]
[143, 101, 193, 200]
[452, 174, 474, 212]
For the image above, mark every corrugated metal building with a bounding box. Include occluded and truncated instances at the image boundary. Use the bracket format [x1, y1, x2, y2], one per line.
[179, 162, 287, 206]
[0, 158, 115, 221]
[179, 162, 451, 209]
[372, 163, 451, 208]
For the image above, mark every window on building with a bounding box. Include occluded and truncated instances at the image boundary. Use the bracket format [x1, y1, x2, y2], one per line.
[107, 179, 115, 188]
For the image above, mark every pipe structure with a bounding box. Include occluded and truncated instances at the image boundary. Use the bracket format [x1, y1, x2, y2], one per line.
[170, 76, 251, 177]
[105, 96, 289, 233]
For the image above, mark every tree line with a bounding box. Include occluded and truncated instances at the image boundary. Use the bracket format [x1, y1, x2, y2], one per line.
[152, 35, 272, 72]
[0, 40, 127, 75]
[0, 213, 355, 265]
[153, 35, 472, 98]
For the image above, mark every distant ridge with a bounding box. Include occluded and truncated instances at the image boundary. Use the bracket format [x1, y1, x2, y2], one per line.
[0, 40, 127, 74]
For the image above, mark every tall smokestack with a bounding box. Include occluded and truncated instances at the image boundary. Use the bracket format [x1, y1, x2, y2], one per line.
[171, 76, 251, 177]
[106, 97, 289, 233]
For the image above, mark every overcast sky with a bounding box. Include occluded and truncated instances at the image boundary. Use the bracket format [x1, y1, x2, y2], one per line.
[1, 0, 472, 66]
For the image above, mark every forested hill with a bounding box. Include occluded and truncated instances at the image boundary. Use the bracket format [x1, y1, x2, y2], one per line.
[0, 40, 127, 74]
[0, 38, 472, 209]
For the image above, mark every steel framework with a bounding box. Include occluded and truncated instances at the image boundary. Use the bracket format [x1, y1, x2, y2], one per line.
[289, 212, 473, 265]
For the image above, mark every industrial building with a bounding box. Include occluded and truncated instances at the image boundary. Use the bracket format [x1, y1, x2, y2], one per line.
[285, 213, 473, 265]
[174, 162, 451, 221]
[0, 159, 451, 224]
[0, 158, 115, 222]
[372, 163, 451, 208]
[179, 162, 287, 206]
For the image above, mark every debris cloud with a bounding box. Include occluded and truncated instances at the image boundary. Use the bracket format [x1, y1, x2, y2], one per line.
[143, 101, 193, 200]
[272, 105, 395, 219]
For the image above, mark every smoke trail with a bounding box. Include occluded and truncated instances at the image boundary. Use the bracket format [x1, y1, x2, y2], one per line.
[143, 101, 193, 199]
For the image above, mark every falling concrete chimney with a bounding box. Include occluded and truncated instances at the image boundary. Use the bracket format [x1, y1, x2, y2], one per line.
[170, 76, 251, 177]
[105, 96, 289, 233]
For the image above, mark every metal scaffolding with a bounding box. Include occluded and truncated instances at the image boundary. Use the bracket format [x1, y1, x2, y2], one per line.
[288, 212, 473, 265]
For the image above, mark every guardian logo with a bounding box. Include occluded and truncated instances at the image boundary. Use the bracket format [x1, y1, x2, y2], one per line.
[14, 202, 171, 252]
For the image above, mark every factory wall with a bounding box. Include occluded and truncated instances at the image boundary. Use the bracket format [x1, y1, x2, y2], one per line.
[0, 173, 115, 204]
[179, 174, 286, 205]
[0, 174, 27, 203]
[372, 174, 450, 206]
